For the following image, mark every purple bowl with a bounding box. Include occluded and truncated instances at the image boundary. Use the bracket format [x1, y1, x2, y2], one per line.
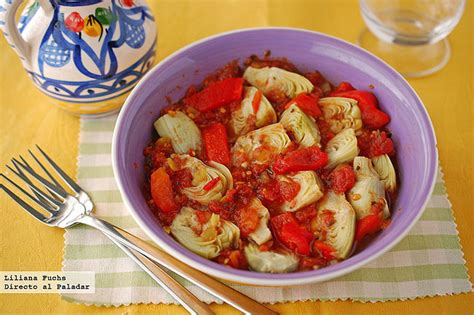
[112, 27, 438, 286]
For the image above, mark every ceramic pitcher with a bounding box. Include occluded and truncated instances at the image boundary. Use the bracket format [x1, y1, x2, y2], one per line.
[0, 0, 157, 116]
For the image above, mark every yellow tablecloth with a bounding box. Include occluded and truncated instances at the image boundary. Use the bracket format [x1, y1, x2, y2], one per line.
[0, 1, 472, 314]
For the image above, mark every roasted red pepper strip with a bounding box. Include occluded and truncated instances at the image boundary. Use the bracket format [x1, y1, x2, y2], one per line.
[183, 78, 243, 112]
[333, 82, 355, 93]
[203, 177, 221, 191]
[313, 240, 336, 260]
[330, 90, 390, 129]
[201, 123, 231, 165]
[150, 167, 179, 213]
[273, 146, 328, 174]
[330, 90, 378, 110]
[360, 108, 391, 129]
[252, 90, 262, 113]
[355, 214, 384, 241]
[284, 93, 322, 117]
[271, 213, 313, 255]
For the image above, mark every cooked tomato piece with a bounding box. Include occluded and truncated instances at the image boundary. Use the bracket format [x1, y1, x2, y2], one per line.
[295, 204, 318, 225]
[319, 210, 336, 227]
[358, 130, 395, 157]
[271, 212, 299, 231]
[278, 179, 301, 201]
[201, 123, 231, 165]
[273, 146, 328, 174]
[271, 213, 313, 255]
[257, 179, 283, 205]
[280, 223, 312, 255]
[150, 167, 179, 213]
[257, 177, 300, 206]
[327, 164, 356, 194]
[295, 204, 319, 232]
[235, 204, 260, 237]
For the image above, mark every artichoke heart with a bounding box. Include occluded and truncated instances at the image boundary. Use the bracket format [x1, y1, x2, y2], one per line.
[246, 198, 272, 245]
[280, 104, 321, 147]
[171, 207, 240, 259]
[154, 111, 202, 154]
[243, 66, 314, 98]
[316, 191, 356, 259]
[178, 155, 233, 205]
[244, 243, 298, 273]
[231, 86, 277, 137]
[325, 128, 359, 169]
[279, 171, 324, 212]
[232, 123, 291, 165]
[348, 157, 390, 219]
[372, 154, 397, 193]
[318, 97, 363, 134]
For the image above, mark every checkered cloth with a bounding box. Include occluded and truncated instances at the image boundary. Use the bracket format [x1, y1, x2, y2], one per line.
[62, 114, 472, 305]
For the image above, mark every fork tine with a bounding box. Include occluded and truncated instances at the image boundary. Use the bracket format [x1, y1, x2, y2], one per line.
[0, 174, 57, 214]
[26, 150, 63, 189]
[35, 145, 83, 194]
[1, 172, 62, 209]
[22, 153, 65, 202]
[7, 163, 33, 185]
[12, 157, 68, 199]
[11, 159, 58, 207]
[0, 184, 48, 222]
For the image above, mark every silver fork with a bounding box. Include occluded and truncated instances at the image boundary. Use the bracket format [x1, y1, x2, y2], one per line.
[0, 146, 277, 315]
[2, 150, 213, 315]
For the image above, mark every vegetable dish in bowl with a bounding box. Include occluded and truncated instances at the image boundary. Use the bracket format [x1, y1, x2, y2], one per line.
[143, 54, 398, 273]
[112, 28, 437, 286]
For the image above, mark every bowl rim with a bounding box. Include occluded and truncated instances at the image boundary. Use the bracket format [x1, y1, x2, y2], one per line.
[112, 26, 438, 286]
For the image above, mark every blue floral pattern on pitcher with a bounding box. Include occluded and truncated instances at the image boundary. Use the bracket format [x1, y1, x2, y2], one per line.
[0, 0, 157, 111]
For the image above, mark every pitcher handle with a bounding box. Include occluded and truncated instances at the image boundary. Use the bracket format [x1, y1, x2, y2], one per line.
[0, 0, 53, 64]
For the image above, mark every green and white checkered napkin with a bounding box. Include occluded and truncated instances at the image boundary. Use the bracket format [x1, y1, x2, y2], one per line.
[62, 114, 472, 305]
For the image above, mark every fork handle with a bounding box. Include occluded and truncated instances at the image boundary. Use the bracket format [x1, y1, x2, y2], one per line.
[106, 235, 215, 315]
[79, 215, 278, 315]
